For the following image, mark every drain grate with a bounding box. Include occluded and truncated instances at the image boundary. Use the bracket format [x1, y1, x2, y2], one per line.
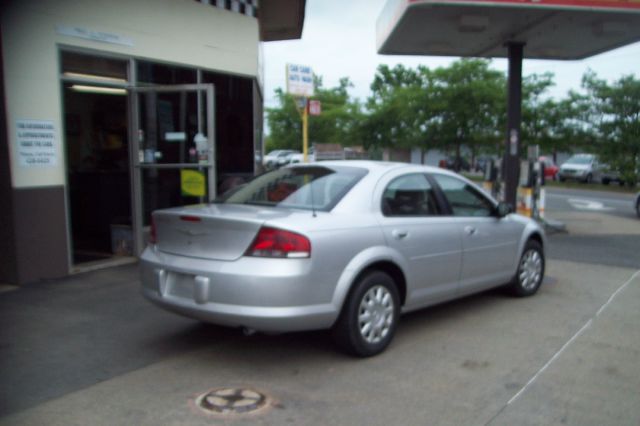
[196, 387, 268, 415]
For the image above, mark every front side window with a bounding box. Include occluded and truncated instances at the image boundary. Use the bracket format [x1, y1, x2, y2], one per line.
[432, 174, 494, 217]
[382, 174, 439, 216]
[218, 166, 367, 211]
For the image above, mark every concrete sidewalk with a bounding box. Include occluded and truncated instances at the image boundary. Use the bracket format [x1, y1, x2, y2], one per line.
[1, 211, 638, 426]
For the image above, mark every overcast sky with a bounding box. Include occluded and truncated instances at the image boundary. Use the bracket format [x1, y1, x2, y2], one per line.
[262, 0, 640, 107]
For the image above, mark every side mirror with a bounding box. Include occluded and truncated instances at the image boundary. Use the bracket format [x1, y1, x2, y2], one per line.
[496, 202, 513, 218]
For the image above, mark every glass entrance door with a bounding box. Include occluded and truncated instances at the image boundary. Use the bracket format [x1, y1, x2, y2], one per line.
[129, 84, 215, 254]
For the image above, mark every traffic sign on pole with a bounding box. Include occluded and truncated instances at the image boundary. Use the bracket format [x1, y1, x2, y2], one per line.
[309, 100, 321, 116]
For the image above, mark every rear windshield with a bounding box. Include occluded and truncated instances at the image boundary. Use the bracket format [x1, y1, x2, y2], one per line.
[218, 165, 367, 211]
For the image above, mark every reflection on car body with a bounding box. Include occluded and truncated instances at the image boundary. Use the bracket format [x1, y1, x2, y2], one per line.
[140, 161, 546, 356]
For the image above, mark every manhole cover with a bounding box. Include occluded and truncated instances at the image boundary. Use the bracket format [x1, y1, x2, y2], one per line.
[196, 387, 268, 415]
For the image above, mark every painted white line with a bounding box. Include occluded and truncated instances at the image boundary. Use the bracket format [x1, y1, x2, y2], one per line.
[507, 319, 593, 406]
[597, 270, 640, 317]
[506, 269, 640, 407]
[546, 193, 632, 205]
[567, 198, 615, 211]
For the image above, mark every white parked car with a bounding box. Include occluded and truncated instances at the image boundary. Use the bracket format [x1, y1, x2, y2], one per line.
[263, 150, 299, 169]
[558, 153, 601, 183]
[287, 148, 315, 164]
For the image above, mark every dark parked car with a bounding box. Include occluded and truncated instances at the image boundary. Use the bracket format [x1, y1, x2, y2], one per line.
[446, 156, 470, 172]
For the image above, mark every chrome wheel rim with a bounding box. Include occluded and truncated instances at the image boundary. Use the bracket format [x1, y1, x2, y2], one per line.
[519, 249, 542, 291]
[358, 285, 394, 344]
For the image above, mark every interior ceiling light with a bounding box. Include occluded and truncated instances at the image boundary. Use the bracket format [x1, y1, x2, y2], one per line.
[70, 85, 127, 95]
[459, 15, 489, 33]
[63, 72, 127, 84]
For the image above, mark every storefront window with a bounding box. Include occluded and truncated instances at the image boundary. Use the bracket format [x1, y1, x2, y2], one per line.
[136, 61, 196, 85]
[61, 51, 128, 82]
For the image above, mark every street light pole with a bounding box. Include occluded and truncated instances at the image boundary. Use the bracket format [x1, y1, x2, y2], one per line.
[302, 98, 309, 163]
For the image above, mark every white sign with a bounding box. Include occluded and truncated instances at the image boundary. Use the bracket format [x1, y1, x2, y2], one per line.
[165, 132, 186, 142]
[16, 120, 57, 167]
[56, 25, 134, 47]
[286, 64, 314, 97]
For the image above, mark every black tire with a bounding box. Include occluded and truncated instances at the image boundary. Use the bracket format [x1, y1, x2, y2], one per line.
[507, 240, 545, 297]
[602, 178, 610, 185]
[559, 176, 565, 182]
[584, 173, 593, 184]
[636, 197, 640, 219]
[332, 270, 400, 357]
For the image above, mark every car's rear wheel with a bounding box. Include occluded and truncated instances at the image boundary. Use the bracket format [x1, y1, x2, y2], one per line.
[332, 271, 400, 357]
[508, 240, 545, 297]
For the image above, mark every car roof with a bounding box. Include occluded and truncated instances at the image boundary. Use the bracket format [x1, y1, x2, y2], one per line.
[288, 160, 461, 179]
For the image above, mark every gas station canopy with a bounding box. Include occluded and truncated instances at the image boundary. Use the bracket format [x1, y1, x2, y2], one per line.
[377, 0, 640, 59]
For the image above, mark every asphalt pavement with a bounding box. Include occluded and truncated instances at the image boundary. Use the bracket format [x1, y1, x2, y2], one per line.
[1, 199, 639, 426]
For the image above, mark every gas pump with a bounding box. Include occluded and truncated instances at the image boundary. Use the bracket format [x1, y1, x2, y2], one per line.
[516, 146, 545, 219]
[482, 159, 502, 200]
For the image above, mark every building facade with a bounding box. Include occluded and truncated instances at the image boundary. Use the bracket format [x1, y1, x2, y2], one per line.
[0, 0, 305, 284]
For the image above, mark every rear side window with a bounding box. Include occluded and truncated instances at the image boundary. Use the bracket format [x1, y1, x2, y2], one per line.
[432, 174, 494, 217]
[219, 165, 367, 211]
[382, 173, 440, 216]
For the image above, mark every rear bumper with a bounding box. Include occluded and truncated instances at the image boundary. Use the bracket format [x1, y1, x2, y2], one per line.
[139, 247, 339, 332]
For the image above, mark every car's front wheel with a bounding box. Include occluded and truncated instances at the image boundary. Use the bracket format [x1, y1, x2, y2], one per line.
[332, 271, 400, 357]
[508, 240, 545, 297]
[636, 197, 640, 218]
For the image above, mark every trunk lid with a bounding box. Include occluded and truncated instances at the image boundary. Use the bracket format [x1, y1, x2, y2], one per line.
[153, 204, 293, 261]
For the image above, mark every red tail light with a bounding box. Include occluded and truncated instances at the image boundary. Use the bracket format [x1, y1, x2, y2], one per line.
[149, 216, 157, 245]
[245, 227, 311, 258]
[180, 215, 201, 222]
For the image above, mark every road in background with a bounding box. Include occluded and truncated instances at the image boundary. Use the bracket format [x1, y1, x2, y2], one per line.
[544, 187, 639, 269]
[545, 187, 636, 218]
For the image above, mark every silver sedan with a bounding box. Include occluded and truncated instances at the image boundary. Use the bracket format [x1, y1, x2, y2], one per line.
[140, 161, 546, 356]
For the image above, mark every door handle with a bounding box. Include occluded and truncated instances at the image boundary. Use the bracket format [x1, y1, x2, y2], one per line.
[392, 230, 408, 239]
[464, 226, 477, 236]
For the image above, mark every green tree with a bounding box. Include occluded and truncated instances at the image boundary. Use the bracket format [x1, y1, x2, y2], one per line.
[362, 64, 429, 154]
[265, 77, 363, 152]
[265, 88, 301, 151]
[578, 72, 640, 185]
[431, 59, 505, 166]
[521, 73, 583, 160]
[363, 60, 506, 167]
